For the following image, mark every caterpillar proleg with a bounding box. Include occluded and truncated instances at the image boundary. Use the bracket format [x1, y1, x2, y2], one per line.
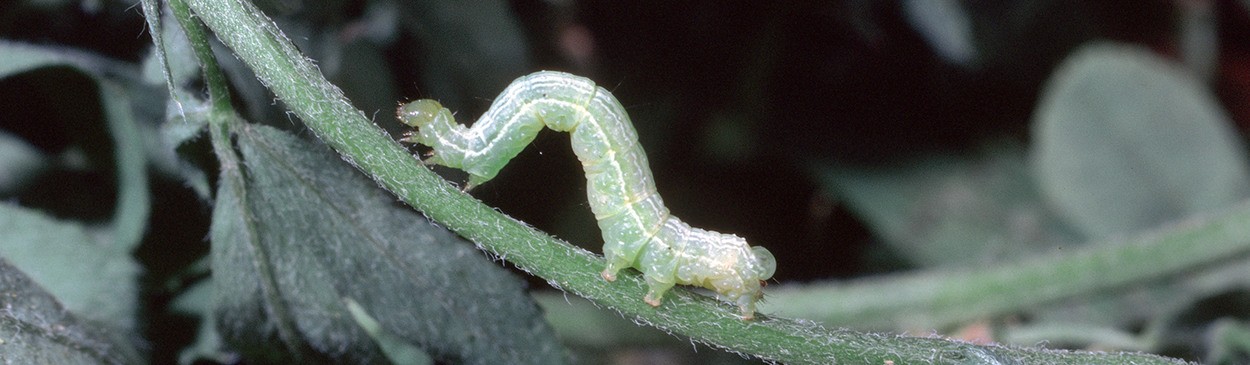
[398, 71, 776, 320]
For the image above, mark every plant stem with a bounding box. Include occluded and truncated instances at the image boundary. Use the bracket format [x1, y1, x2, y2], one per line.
[762, 202, 1250, 330]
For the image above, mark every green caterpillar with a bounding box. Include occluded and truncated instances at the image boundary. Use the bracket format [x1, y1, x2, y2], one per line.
[397, 71, 776, 320]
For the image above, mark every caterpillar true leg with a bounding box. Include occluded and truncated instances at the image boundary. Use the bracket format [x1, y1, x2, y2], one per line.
[397, 71, 776, 320]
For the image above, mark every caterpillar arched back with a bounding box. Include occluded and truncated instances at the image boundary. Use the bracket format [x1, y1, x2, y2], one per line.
[397, 71, 776, 320]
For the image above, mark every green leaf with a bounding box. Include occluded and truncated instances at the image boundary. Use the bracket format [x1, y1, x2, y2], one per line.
[817, 142, 1079, 268]
[0, 130, 49, 195]
[97, 79, 151, 252]
[0, 41, 70, 77]
[171, 279, 237, 365]
[0, 256, 138, 364]
[1031, 41, 1250, 239]
[0, 204, 141, 331]
[344, 298, 434, 365]
[210, 124, 565, 364]
[0, 41, 152, 254]
[0, 41, 150, 332]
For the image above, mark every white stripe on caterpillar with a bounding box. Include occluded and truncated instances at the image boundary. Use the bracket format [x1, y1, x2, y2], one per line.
[398, 71, 776, 320]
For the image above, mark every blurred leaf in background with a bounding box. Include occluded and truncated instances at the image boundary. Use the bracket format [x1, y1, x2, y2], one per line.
[0, 40, 150, 360]
[817, 142, 1081, 269]
[1031, 41, 1250, 240]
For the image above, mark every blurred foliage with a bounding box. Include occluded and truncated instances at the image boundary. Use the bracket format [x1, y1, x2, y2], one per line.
[1031, 42, 1250, 240]
[1, 0, 1250, 363]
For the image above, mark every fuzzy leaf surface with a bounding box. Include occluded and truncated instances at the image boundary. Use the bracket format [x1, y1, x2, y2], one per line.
[210, 124, 564, 364]
[0, 257, 136, 364]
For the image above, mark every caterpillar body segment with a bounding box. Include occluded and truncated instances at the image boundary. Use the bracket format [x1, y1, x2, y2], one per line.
[398, 71, 776, 320]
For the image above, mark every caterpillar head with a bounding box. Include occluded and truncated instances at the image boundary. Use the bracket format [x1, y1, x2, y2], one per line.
[397, 99, 447, 129]
[748, 245, 776, 284]
[720, 239, 775, 320]
[396, 99, 460, 152]
[397, 99, 492, 185]
[694, 235, 775, 306]
[735, 245, 775, 306]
